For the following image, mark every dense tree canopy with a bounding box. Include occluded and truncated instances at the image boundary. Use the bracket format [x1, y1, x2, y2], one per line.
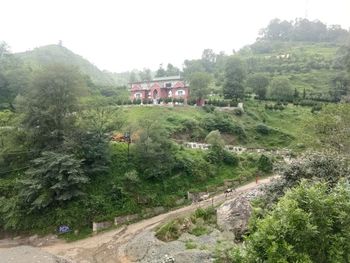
[268, 76, 294, 101]
[260, 18, 350, 43]
[188, 72, 212, 102]
[247, 73, 269, 99]
[223, 57, 246, 100]
[311, 104, 350, 153]
[242, 180, 350, 263]
[22, 64, 86, 151]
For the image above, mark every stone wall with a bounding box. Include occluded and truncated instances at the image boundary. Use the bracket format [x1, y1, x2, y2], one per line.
[183, 142, 292, 158]
[92, 221, 113, 232]
[114, 214, 140, 225]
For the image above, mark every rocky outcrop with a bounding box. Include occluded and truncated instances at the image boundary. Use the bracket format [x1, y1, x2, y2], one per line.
[0, 246, 71, 263]
[124, 230, 215, 263]
[216, 188, 263, 240]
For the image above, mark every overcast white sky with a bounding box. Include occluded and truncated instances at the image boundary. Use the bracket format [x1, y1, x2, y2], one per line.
[1, 0, 349, 72]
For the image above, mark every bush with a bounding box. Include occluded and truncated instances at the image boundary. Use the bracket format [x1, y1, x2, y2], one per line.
[202, 105, 215, 113]
[311, 104, 322, 113]
[257, 154, 273, 173]
[155, 219, 183, 241]
[242, 181, 350, 262]
[187, 98, 197, 105]
[232, 108, 243, 116]
[256, 124, 270, 135]
[202, 113, 247, 139]
[222, 151, 239, 166]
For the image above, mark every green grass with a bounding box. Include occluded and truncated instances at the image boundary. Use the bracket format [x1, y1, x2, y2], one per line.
[59, 227, 92, 242]
[118, 101, 316, 151]
[189, 225, 211, 236]
[185, 240, 198, 249]
[156, 207, 217, 242]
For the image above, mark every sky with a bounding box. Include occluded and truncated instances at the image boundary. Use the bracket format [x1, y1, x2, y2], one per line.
[1, 0, 349, 72]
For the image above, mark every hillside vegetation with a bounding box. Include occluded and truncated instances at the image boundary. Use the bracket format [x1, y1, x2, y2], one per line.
[16, 44, 117, 87]
[0, 18, 349, 247]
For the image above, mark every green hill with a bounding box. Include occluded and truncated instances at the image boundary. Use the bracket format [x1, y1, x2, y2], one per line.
[15, 44, 118, 87]
[238, 41, 343, 97]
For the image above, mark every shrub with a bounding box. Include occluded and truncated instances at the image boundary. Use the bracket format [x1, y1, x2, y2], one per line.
[202, 105, 215, 113]
[257, 154, 273, 173]
[232, 108, 243, 116]
[230, 100, 238, 107]
[311, 104, 322, 113]
[188, 98, 197, 105]
[222, 151, 239, 166]
[155, 219, 183, 241]
[189, 225, 209, 236]
[185, 240, 197, 249]
[242, 181, 350, 262]
[256, 124, 270, 135]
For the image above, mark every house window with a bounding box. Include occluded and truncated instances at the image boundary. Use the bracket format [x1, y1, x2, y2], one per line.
[135, 93, 142, 99]
[176, 89, 185, 96]
[165, 82, 172, 88]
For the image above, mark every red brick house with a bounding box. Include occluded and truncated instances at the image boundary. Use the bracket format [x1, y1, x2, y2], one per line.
[130, 76, 189, 103]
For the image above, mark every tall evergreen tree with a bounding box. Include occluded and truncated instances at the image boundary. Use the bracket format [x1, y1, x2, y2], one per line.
[223, 57, 246, 100]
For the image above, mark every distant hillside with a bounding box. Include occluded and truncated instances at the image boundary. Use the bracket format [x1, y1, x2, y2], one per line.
[16, 44, 118, 87]
[237, 41, 344, 97]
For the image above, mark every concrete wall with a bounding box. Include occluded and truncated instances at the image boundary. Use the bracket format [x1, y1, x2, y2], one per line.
[92, 221, 113, 232]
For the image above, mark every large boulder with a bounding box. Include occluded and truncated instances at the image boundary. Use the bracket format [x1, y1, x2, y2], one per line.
[216, 189, 262, 240]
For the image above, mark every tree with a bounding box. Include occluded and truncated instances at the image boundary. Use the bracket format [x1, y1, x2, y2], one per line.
[205, 130, 225, 164]
[268, 76, 293, 101]
[223, 57, 246, 100]
[188, 72, 212, 104]
[310, 104, 350, 153]
[22, 64, 86, 151]
[201, 49, 216, 73]
[205, 130, 225, 149]
[155, 64, 166, 78]
[134, 120, 175, 180]
[139, 68, 152, 81]
[330, 72, 349, 101]
[19, 151, 88, 211]
[166, 63, 180, 76]
[65, 107, 125, 177]
[247, 73, 269, 99]
[294, 87, 300, 99]
[241, 181, 350, 262]
[129, 71, 138, 83]
[260, 153, 349, 208]
[183, 59, 206, 79]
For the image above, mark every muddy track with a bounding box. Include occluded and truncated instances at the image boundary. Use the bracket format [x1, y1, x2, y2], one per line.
[36, 177, 276, 262]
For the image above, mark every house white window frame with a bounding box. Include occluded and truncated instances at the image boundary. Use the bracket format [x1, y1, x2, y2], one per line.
[176, 89, 185, 96]
[134, 92, 142, 99]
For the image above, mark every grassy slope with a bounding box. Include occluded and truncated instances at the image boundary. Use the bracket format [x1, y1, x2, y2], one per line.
[119, 103, 315, 150]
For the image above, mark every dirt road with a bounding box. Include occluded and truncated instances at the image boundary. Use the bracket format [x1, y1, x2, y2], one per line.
[38, 176, 276, 263]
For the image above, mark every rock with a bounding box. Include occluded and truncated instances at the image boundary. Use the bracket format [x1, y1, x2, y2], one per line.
[216, 189, 263, 240]
[0, 246, 72, 263]
[175, 198, 185, 206]
[28, 234, 38, 243]
[125, 231, 186, 262]
[174, 250, 212, 263]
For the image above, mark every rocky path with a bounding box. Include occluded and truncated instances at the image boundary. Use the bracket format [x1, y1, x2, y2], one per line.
[37, 176, 276, 263]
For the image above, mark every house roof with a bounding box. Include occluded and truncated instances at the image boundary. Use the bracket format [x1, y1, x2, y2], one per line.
[130, 75, 182, 84]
